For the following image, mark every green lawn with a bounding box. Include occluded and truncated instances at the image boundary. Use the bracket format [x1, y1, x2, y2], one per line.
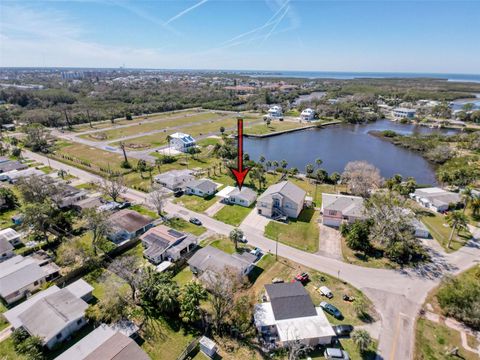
[244, 120, 313, 135]
[309, 339, 378, 360]
[0, 338, 27, 360]
[213, 204, 253, 227]
[341, 237, 399, 270]
[0, 208, 18, 230]
[174, 194, 219, 213]
[173, 267, 194, 286]
[164, 217, 207, 236]
[130, 204, 159, 219]
[415, 318, 479, 360]
[420, 211, 472, 252]
[264, 209, 320, 253]
[207, 237, 237, 254]
[290, 179, 347, 206]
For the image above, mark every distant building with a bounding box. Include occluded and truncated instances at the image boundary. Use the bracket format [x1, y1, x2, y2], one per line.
[140, 225, 197, 264]
[300, 108, 316, 121]
[266, 105, 283, 120]
[54, 323, 149, 360]
[0, 160, 28, 174]
[185, 178, 218, 197]
[154, 169, 195, 191]
[4, 279, 93, 349]
[393, 107, 416, 119]
[107, 209, 153, 244]
[411, 187, 462, 213]
[321, 194, 365, 227]
[254, 282, 336, 347]
[256, 181, 306, 220]
[3, 168, 44, 183]
[169, 132, 196, 152]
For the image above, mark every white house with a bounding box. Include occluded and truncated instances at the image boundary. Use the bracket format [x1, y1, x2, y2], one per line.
[256, 181, 306, 220]
[4, 279, 93, 349]
[154, 169, 195, 191]
[321, 194, 365, 227]
[300, 108, 316, 121]
[0, 239, 14, 262]
[169, 132, 196, 152]
[185, 178, 218, 197]
[0, 228, 22, 247]
[266, 105, 283, 119]
[393, 107, 416, 119]
[216, 186, 257, 207]
[411, 187, 462, 213]
[254, 282, 336, 347]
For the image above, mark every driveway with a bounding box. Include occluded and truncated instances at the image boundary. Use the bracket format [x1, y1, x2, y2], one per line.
[318, 224, 343, 260]
[240, 208, 270, 233]
[204, 200, 225, 217]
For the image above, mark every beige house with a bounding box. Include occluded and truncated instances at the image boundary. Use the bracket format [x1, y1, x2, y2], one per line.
[321, 193, 365, 227]
[256, 181, 306, 220]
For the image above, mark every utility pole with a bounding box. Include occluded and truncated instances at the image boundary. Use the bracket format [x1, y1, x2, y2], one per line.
[275, 238, 278, 261]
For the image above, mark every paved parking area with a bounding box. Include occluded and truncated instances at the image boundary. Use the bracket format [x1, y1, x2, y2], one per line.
[240, 208, 270, 233]
[318, 223, 343, 260]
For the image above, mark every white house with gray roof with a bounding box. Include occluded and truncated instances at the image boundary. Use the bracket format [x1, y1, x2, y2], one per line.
[185, 178, 218, 197]
[4, 279, 93, 349]
[0, 239, 14, 262]
[154, 169, 195, 191]
[169, 132, 196, 152]
[0, 228, 22, 247]
[411, 187, 462, 213]
[256, 181, 306, 220]
[321, 193, 366, 227]
[217, 186, 258, 207]
[0, 255, 60, 304]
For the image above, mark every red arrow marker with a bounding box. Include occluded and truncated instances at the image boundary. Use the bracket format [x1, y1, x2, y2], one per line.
[230, 118, 250, 190]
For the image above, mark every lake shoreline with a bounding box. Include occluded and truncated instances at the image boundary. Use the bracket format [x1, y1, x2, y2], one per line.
[244, 120, 342, 138]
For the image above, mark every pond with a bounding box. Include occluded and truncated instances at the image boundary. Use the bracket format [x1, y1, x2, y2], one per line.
[244, 119, 459, 185]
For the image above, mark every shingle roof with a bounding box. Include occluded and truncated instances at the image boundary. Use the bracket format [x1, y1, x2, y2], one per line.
[258, 181, 306, 205]
[0, 256, 47, 296]
[265, 282, 317, 320]
[0, 239, 13, 254]
[188, 246, 253, 274]
[0, 160, 28, 173]
[108, 210, 152, 233]
[0, 228, 20, 243]
[186, 178, 217, 193]
[322, 193, 365, 217]
[229, 187, 257, 203]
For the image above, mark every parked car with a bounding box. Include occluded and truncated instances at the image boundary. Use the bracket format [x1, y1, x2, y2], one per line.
[238, 235, 248, 243]
[189, 217, 202, 226]
[324, 348, 350, 360]
[320, 302, 343, 319]
[118, 201, 131, 209]
[319, 286, 333, 298]
[174, 190, 184, 197]
[250, 247, 262, 257]
[333, 325, 354, 337]
[292, 272, 309, 284]
[342, 294, 355, 302]
[272, 278, 284, 284]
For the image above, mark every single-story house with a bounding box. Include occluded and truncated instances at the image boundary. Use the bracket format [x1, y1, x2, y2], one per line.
[256, 181, 306, 220]
[4, 168, 45, 183]
[73, 196, 104, 211]
[216, 186, 257, 207]
[393, 107, 416, 119]
[267, 105, 283, 119]
[0, 239, 14, 262]
[188, 245, 256, 281]
[321, 193, 365, 227]
[0, 160, 28, 174]
[54, 323, 149, 360]
[107, 209, 153, 244]
[411, 187, 462, 213]
[1, 124, 15, 131]
[53, 184, 88, 208]
[154, 169, 195, 191]
[4, 279, 92, 349]
[140, 225, 197, 264]
[169, 132, 196, 152]
[300, 108, 316, 121]
[254, 282, 336, 347]
[185, 178, 218, 197]
[0, 228, 22, 247]
[0, 254, 60, 304]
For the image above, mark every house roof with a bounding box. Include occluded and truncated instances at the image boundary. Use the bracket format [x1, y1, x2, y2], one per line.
[188, 246, 253, 274]
[140, 225, 188, 259]
[321, 193, 365, 218]
[185, 178, 217, 193]
[5, 168, 44, 181]
[258, 181, 306, 205]
[154, 169, 194, 185]
[74, 196, 103, 210]
[414, 187, 461, 206]
[108, 210, 152, 234]
[0, 256, 48, 296]
[265, 282, 317, 320]
[0, 238, 13, 254]
[64, 279, 94, 300]
[229, 187, 257, 203]
[0, 228, 20, 243]
[55, 324, 149, 360]
[0, 160, 28, 173]
[170, 132, 195, 144]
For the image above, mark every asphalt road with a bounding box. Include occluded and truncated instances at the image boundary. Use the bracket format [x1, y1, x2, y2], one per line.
[23, 149, 480, 360]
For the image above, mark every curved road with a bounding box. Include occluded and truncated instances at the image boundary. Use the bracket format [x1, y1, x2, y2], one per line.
[23, 149, 480, 360]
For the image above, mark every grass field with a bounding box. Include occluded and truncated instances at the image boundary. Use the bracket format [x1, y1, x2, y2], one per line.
[245, 120, 314, 135]
[264, 208, 320, 253]
[213, 204, 253, 226]
[174, 194, 219, 213]
[341, 237, 399, 269]
[164, 217, 207, 236]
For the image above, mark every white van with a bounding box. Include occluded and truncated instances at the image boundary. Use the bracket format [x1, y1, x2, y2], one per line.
[319, 286, 333, 299]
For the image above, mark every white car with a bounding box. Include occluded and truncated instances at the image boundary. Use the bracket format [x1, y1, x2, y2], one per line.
[324, 348, 350, 360]
[319, 286, 333, 299]
[250, 247, 262, 257]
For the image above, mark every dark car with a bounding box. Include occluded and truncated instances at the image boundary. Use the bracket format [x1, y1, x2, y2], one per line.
[334, 325, 354, 337]
[174, 190, 184, 197]
[320, 301, 343, 319]
[292, 272, 309, 284]
[189, 217, 202, 226]
[118, 201, 132, 209]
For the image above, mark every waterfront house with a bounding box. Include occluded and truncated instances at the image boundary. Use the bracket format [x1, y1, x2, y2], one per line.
[107, 209, 153, 244]
[411, 187, 462, 213]
[254, 282, 336, 347]
[169, 132, 196, 152]
[54, 323, 149, 360]
[300, 108, 316, 121]
[188, 245, 256, 282]
[392, 107, 416, 119]
[256, 181, 306, 220]
[216, 186, 257, 207]
[4, 279, 93, 349]
[0, 254, 60, 304]
[266, 105, 283, 119]
[154, 169, 195, 191]
[185, 178, 218, 197]
[321, 194, 366, 227]
[140, 225, 197, 264]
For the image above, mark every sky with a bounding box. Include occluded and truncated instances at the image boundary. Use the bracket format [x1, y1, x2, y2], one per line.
[1, 0, 479, 74]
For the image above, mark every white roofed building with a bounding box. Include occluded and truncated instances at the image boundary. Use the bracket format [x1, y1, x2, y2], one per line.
[300, 108, 316, 121]
[169, 132, 196, 152]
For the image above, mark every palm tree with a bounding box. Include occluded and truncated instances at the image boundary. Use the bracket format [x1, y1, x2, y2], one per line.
[155, 157, 163, 173]
[352, 329, 372, 353]
[445, 211, 468, 249]
[180, 281, 207, 324]
[166, 134, 172, 155]
[155, 282, 180, 314]
[265, 160, 272, 172]
[461, 187, 473, 213]
[305, 163, 314, 178]
[315, 158, 323, 169]
[259, 155, 266, 164]
[229, 228, 244, 251]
